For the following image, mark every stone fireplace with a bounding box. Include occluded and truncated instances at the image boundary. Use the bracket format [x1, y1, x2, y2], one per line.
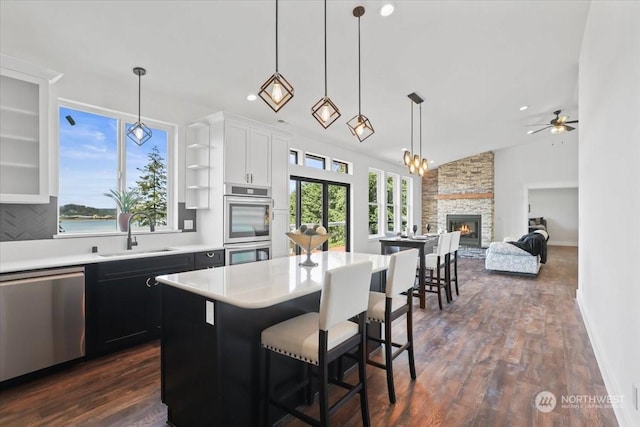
[447, 214, 482, 247]
[422, 152, 494, 248]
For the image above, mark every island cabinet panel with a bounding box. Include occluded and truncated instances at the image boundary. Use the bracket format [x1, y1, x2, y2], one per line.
[193, 249, 224, 270]
[160, 270, 385, 427]
[85, 254, 194, 356]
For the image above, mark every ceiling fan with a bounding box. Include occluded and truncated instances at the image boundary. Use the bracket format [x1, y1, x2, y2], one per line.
[527, 110, 579, 135]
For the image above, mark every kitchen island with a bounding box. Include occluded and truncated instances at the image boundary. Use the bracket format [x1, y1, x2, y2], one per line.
[156, 251, 390, 427]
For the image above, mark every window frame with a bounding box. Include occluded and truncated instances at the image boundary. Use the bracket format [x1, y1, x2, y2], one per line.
[385, 173, 399, 233]
[368, 168, 383, 238]
[57, 99, 177, 235]
[401, 176, 413, 234]
[304, 153, 327, 170]
[289, 149, 299, 165]
[331, 159, 349, 174]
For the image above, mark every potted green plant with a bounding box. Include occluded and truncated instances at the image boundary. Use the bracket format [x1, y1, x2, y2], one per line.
[104, 188, 141, 232]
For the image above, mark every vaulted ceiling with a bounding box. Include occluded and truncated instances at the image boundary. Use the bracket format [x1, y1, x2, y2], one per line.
[0, 0, 589, 167]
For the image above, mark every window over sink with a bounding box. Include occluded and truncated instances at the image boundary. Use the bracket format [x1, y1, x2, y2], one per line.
[57, 102, 175, 235]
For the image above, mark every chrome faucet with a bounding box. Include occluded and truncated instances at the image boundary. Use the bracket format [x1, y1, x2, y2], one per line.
[127, 212, 155, 250]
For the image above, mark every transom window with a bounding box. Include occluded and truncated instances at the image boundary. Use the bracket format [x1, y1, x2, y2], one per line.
[332, 160, 349, 174]
[58, 103, 174, 234]
[305, 153, 326, 170]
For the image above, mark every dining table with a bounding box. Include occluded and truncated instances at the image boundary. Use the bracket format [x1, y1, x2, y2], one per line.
[379, 235, 439, 309]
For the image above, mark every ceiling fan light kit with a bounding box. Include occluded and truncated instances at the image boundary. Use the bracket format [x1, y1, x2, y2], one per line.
[126, 67, 152, 146]
[311, 0, 341, 128]
[527, 109, 578, 135]
[259, 0, 294, 112]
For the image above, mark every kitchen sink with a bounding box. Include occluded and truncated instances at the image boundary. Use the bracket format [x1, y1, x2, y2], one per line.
[98, 248, 178, 257]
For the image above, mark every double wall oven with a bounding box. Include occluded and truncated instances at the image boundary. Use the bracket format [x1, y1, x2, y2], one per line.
[224, 183, 272, 265]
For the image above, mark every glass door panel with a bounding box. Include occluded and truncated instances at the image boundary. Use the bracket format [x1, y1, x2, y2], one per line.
[328, 184, 347, 252]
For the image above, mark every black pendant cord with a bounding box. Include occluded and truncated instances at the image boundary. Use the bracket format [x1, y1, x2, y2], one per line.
[275, 0, 279, 73]
[137, 72, 142, 122]
[410, 101, 414, 154]
[357, 14, 361, 115]
[323, 0, 327, 97]
[419, 103, 422, 158]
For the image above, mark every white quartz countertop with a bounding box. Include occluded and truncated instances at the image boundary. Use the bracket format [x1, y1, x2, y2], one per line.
[156, 251, 391, 309]
[0, 244, 224, 274]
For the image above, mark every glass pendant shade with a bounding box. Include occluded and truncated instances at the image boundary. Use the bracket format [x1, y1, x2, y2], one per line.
[126, 67, 151, 146]
[409, 162, 416, 174]
[418, 165, 425, 177]
[312, 96, 341, 128]
[259, 72, 294, 112]
[347, 114, 374, 142]
[127, 122, 152, 146]
[403, 150, 411, 165]
[551, 125, 565, 134]
[421, 158, 429, 171]
[413, 154, 420, 168]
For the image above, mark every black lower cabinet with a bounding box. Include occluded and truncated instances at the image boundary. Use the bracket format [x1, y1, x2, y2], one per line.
[85, 253, 194, 356]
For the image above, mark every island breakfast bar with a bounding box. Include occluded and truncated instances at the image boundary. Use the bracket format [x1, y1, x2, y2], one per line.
[156, 251, 391, 427]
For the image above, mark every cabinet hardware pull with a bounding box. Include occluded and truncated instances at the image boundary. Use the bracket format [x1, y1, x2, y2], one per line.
[206, 252, 214, 258]
[145, 278, 152, 288]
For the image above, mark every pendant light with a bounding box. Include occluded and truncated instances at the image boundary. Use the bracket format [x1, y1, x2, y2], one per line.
[259, 0, 294, 112]
[127, 67, 152, 146]
[418, 102, 427, 176]
[346, 6, 374, 142]
[311, 0, 341, 128]
[405, 92, 424, 174]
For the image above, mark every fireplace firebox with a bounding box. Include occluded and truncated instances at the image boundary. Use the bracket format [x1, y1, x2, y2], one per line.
[447, 214, 481, 247]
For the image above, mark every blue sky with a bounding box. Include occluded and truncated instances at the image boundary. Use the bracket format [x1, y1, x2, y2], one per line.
[59, 107, 167, 208]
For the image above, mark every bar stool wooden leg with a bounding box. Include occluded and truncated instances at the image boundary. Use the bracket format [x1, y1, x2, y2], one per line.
[384, 314, 396, 404]
[407, 293, 417, 380]
[262, 349, 271, 427]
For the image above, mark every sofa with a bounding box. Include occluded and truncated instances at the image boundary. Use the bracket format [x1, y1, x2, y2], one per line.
[528, 217, 547, 234]
[485, 240, 541, 275]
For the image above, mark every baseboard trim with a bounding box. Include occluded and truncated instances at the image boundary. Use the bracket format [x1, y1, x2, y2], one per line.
[576, 289, 632, 427]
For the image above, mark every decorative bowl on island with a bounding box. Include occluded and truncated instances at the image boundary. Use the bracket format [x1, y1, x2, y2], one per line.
[286, 225, 330, 267]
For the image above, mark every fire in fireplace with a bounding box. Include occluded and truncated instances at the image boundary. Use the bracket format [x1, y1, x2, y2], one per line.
[447, 214, 481, 247]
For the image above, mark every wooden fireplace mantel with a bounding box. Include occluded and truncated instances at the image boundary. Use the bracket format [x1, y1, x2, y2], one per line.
[434, 193, 493, 200]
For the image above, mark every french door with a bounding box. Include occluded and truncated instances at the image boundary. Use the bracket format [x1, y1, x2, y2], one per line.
[289, 176, 350, 254]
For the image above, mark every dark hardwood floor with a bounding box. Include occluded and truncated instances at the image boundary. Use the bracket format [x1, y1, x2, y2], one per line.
[0, 246, 618, 426]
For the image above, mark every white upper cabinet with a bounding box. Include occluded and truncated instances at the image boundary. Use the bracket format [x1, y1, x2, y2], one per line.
[223, 120, 271, 187]
[0, 56, 61, 204]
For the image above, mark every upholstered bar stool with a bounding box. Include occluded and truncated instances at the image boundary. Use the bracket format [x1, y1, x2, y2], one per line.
[448, 231, 461, 299]
[366, 249, 418, 404]
[423, 232, 452, 310]
[261, 261, 373, 427]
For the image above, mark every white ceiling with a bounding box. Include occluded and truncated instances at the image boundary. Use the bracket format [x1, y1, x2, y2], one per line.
[0, 0, 589, 168]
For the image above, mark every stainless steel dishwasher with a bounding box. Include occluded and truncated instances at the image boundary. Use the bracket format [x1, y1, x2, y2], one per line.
[0, 266, 85, 382]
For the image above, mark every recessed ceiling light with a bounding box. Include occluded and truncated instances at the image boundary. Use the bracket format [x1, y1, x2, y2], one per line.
[246, 94, 257, 101]
[380, 4, 394, 17]
[430, 160, 435, 163]
[519, 105, 528, 111]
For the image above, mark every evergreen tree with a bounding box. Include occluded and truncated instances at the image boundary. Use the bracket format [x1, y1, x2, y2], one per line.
[135, 146, 167, 226]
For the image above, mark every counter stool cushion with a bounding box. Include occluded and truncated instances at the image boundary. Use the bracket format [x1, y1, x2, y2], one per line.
[424, 253, 446, 270]
[261, 312, 358, 366]
[367, 292, 406, 323]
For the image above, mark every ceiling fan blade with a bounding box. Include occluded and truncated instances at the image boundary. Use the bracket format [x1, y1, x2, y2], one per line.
[564, 120, 579, 124]
[529, 126, 551, 135]
[565, 125, 576, 131]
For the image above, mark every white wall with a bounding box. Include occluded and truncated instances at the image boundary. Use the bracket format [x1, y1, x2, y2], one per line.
[494, 132, 578, 241]
[289, 136, 422, 255]
[577, 3, 640, 427]
[528, 187, 578, 246]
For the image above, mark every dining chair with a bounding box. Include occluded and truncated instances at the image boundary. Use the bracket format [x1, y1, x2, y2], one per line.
[422, 232, 453, 310]
[448, 231, 461, 299]
[366, 248, 418, 404]
[261, 261, 373, 427]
